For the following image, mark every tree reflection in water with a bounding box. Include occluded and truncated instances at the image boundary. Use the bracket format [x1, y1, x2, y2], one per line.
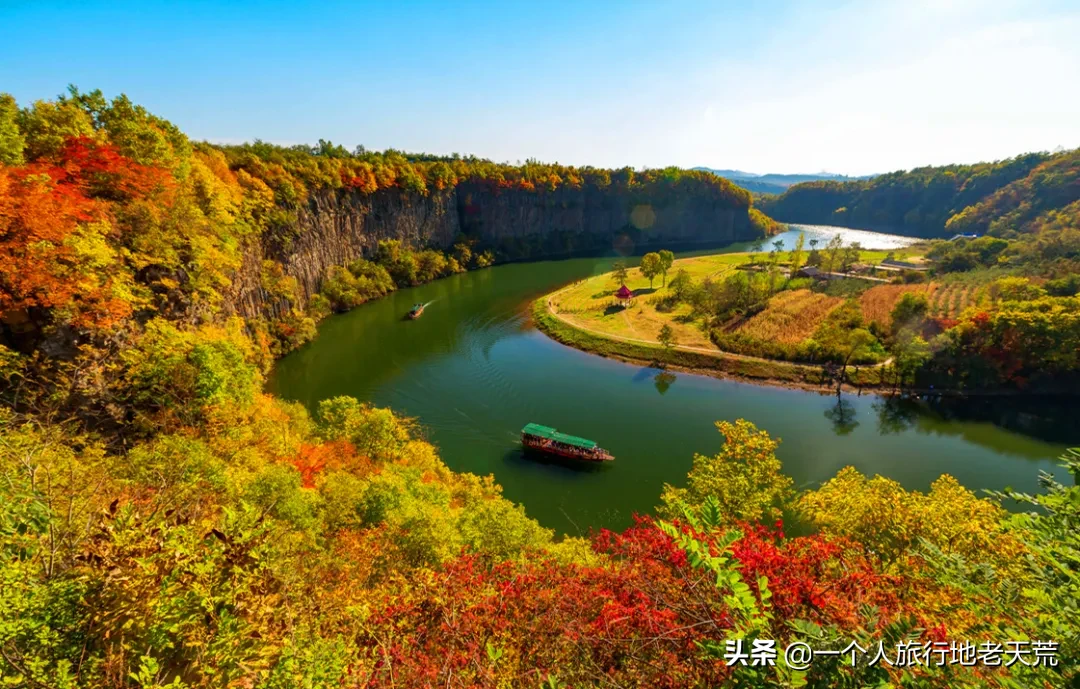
[654, 370, 676, 396]
[824, 396, 859, 435]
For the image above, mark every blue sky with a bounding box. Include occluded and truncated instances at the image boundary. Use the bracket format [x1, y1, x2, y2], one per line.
[2, 0, 1078, 175]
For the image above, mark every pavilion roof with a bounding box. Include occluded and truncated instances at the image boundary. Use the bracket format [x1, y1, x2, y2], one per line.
[615, 284, 633, 299]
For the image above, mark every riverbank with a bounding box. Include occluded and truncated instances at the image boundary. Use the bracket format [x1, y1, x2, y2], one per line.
[532, 298, 884, 394]
[532, 248, 902, 393]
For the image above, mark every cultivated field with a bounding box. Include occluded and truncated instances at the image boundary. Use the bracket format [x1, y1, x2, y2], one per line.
[547, 248, 926, 358]
[859, 284, 939, 328]
[930, 283, 985, 319]
[735, 290, 844, 343]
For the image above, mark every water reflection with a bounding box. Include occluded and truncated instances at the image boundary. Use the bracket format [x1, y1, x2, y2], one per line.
[654, 370, 677, 396]
[824, 397, 859, 435]
[272, 235, 1076, 534]
[872, 397, 919, 435]
[873, 395, 1080, 451]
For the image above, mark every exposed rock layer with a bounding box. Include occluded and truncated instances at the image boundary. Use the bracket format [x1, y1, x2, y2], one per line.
[229, 184, 759, 318]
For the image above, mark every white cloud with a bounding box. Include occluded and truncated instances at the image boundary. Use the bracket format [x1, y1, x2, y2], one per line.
[663, 0, 1080, 173]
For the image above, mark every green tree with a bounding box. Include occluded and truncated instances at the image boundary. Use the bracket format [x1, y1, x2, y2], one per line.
[639, 252, 662, 288]
[889, 292, 929, 334]
[611, 260, 629, 285]
[813, 302, 880, 393]
[375, 239, 419, 286]
[990, 276, 1046, 302]
[668, 269, 693, 302]
[788, 232, 806, 279]
[890, 328, 931, 390]
[840, 242, 863, 272]
[316, 396, 415, 462]
[0, 93, 25, 165]
[658, 249, 675, 287]
[990, 448, 1080, 680]
[16, 97, 96, 160]
[657, 323, 676, 357]
[822, 234, 844, 274]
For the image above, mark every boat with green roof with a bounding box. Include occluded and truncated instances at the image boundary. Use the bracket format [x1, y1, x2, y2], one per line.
[520, 423, 614, 463]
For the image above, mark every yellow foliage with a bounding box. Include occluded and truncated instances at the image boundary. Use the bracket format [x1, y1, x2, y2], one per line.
[659, 419, 793, 524]
[798, 467, 1025, 572]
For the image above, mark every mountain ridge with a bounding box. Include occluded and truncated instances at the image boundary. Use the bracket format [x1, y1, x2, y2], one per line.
[692, 167, 874, 195]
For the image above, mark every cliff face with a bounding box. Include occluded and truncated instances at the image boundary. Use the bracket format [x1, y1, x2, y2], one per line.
[229, 183, 756, 318]
[456, 183, 746, 254]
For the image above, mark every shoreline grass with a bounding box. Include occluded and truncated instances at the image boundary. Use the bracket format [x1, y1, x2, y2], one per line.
[532, 298, 885, 391]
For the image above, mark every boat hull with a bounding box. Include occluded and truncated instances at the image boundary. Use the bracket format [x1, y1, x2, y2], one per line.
[521, 436, 613, 463]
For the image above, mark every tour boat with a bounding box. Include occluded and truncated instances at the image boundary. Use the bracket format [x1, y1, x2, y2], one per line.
[520, 423, 614, 463]
[407, 303, 425, 319]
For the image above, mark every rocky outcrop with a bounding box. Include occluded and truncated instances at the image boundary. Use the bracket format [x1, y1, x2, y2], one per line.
[457, 183, 747, 253]
[228, 183, 757, 319]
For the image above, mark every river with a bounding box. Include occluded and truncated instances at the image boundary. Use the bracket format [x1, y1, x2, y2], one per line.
[269, 225, 1075, 535]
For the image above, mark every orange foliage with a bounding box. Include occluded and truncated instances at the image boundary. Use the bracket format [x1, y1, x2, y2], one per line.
[290, 440, 367, 487]
[0, 136, 172, 328]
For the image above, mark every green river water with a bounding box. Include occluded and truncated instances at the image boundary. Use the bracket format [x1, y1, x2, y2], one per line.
[269, 226, 1076, 535]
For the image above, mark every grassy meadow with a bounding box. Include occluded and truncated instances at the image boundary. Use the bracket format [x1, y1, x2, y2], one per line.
[547, 248, 903, 358]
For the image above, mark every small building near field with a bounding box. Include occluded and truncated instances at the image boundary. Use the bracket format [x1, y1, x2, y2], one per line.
[879, 259, 929, 272]
[615, 284, 634, 307]
[796, 266, 822, 278]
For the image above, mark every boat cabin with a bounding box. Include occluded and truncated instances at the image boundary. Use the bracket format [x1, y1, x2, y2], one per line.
[520, 423, 614, 462]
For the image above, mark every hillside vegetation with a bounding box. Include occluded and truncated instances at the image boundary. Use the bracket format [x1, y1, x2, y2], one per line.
[0, 88, 1078, 688]
[759, 149, 1078, 240]
[544, 231, 1080, 394]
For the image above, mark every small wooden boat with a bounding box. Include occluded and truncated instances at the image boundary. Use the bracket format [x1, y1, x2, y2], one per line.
[407, 303, 425, 319]
[520, 423, 614, 463]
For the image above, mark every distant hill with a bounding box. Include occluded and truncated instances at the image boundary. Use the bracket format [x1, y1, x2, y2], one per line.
[755, 149, 1080, 239]
[692, 168, 872, 195]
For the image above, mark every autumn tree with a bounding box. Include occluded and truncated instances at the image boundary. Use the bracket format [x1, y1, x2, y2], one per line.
[0, 136, 172, 330]
[659, 419, 793, 525]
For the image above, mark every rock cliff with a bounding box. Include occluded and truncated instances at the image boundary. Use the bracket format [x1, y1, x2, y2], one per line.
[229, 182, 759, 319]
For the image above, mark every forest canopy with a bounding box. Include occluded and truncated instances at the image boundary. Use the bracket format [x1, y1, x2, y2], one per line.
[759, 149, 1079, 240]
[0, 86, 1078, 689]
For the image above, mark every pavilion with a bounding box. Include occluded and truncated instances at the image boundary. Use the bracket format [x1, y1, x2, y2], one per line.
[615, 284, 634, 307]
